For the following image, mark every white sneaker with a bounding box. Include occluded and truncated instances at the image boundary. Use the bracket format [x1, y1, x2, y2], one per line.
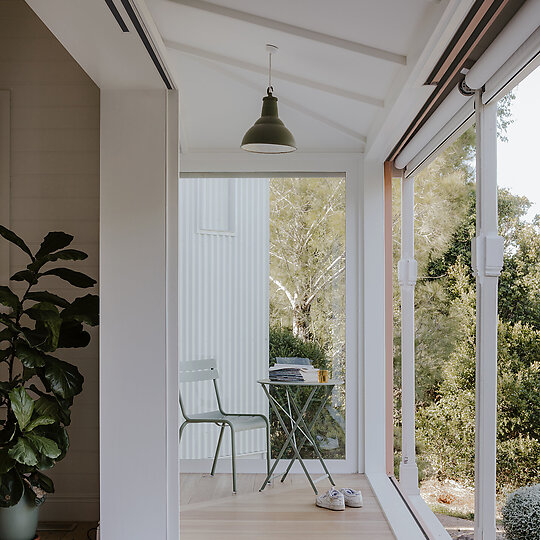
[339, 487, 363, 507]
[316, 488, 345, 511]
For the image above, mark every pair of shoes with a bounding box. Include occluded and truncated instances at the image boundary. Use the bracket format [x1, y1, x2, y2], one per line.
[315, 488, 363, 511]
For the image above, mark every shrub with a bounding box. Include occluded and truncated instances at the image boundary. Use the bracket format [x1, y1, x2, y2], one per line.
[498, 437, 540, 491]
[417, 318, 540, 491]
[502, 484, 540, 540]
[269, 327, 327, 370]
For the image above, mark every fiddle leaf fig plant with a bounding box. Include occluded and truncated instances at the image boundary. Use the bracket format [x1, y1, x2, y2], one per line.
[0, 226, 98, 507]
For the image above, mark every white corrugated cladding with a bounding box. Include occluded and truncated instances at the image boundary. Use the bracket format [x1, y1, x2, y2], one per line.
[179, 177, 269, 459]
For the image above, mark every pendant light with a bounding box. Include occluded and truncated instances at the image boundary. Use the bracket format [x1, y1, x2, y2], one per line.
[241, 44, 297, 154]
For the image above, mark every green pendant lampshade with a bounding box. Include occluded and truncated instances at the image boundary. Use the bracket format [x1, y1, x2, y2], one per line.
[241, 89, 296, 153]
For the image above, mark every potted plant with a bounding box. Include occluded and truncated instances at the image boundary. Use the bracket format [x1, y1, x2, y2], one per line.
[0, 226, 98, 540]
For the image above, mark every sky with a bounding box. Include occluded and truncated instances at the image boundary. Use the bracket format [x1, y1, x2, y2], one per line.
[497, 66, 540, 222]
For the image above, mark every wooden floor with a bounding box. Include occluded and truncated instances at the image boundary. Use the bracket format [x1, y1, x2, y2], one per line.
[180, 473, 395, 539]
[37, 522, 97, 540]
[35, 473, 394, 539]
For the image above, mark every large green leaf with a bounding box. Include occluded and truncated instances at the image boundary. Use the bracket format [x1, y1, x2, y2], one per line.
[0, 328, 14, 341]
[0, 314, 21, 334]
[25, 302, 60, 322]
[25, 291, 69, 308]
[22, 367, 35, 382]
[42, 358, 84, 399]
[25, 303, 62, 350]
[0, 451, 15, 474]
[10, 270, 38, 285]
[15, 341, 46, 368]
[34, 424, 69, 461]
[0, 225, 33, 261]
[37, 458, 55, 470]
[40, 268, 96, 289]
[48, 249, 87, 262]
[28, 249, 88, 273]
[25, 416, 55, 432]
[9, 387, 34, 431]
[61, 294, 99, 326]
[0, 469, 24, 507]
[33, 471, 55, 494]
[0, 287, 20, 311]
[0, 420, 16, 445]
[25, 433, 60, 459]
[33, 395, 58, 417]
[57, 320, 90, 349]
[21, 326, 49, 349]
[35, 232, 73, 259]
[8, 437, 38, 466]
[33, 394, 71, 426]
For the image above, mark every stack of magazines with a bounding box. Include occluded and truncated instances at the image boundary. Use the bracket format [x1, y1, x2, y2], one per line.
[269, 357, 320, 382]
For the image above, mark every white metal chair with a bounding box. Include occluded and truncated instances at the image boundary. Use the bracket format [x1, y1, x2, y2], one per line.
[178, 359, 270, 493]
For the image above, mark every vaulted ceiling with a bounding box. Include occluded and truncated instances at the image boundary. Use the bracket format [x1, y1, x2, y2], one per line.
[146, 0, 458, 153]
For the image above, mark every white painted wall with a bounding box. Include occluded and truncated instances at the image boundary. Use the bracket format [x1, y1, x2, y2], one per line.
[0, 0, 99, 520]
[179, 177, 269, 460]
[100, 89, 178, 540]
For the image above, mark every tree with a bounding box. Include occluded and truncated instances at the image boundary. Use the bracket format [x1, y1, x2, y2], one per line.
[269, 177, 346, 344]
[415, 184, 540, 490]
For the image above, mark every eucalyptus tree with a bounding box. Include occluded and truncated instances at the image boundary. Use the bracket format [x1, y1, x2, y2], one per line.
[269, 176, 346, 348]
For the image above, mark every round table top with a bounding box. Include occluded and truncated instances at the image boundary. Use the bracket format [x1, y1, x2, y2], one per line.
[257, 378, 343, 387]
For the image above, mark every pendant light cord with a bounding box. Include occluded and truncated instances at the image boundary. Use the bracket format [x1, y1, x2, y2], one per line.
[268, 50, 273, 95]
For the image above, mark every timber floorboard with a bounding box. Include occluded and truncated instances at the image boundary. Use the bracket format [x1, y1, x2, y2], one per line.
[180, 473, 395, 539]
[37, 522, 97, 540]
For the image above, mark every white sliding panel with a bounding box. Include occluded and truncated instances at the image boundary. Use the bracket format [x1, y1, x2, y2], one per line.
[100, 89, 173, 540]
[179, 177, 269, 460]
[472, 92, 502, 540]
[398, 174, 420, 496]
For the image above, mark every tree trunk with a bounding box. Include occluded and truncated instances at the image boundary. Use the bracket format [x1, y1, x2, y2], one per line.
[292, 302, 312, 342]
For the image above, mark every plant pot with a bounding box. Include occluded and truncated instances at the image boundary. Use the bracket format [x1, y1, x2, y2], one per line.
[0, 495, 39, 540]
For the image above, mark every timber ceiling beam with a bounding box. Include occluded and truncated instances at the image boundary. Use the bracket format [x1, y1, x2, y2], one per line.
[185, 56, 368, 144]
[167, 0, 407, 65]
[165, 40, 384, 108]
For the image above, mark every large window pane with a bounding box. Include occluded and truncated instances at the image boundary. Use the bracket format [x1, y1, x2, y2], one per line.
[269, 176, 346, 459]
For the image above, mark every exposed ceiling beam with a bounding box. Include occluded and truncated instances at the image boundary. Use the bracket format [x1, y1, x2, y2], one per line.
[167, 0, 407, 65]
[183, 54, 368, 144]
[165, 40, 384, 108]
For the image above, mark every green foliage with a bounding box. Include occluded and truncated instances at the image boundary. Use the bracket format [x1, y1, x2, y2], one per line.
[417, 284, 540, 489]
[0, 226, 98, 507]
[502, 484, 540, 540]
[269, 326, 327, 370]
[396, 97, 540, 494]
[269, 176, 345, 351]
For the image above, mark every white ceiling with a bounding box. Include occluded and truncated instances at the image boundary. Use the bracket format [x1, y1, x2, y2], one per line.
[146, 0, 457, 153]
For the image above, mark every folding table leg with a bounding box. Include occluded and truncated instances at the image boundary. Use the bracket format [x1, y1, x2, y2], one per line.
[281, 385, 334, 483]
[259, 384, 318, 493]
[288, 387, 336, 486]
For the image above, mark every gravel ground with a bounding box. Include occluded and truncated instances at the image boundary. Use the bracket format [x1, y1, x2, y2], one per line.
[436, 513, 506, 539]
[420, 478, 506, 539]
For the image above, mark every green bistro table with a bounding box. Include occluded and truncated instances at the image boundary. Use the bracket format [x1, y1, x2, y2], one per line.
[257, 378, 343, 494]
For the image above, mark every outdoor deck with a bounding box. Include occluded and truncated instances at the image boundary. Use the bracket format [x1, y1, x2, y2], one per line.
[180, 473, 395, 539]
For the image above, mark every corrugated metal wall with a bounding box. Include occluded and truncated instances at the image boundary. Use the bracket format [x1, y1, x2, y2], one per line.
[179, 177, 269, 459]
